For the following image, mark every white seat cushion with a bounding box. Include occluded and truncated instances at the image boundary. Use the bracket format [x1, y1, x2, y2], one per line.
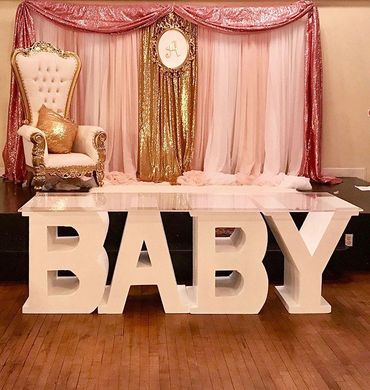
[46, 153, 95, 168]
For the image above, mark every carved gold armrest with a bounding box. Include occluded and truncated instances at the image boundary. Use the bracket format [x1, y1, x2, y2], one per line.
[30, 132, 47, 169]
[73, 126, 106, 186]
[74, 125, 106, 164]
[17, 126, 47, 190]
[93, 131, 107, 172]
[17, 125, 48, 169]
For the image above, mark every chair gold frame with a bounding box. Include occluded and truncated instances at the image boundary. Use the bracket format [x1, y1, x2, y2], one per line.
[11, 41, 106, 190]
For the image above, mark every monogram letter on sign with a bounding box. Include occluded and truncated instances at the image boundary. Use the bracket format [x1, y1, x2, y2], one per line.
[153, 12, 195, 73]
[158, 29, 189, 70]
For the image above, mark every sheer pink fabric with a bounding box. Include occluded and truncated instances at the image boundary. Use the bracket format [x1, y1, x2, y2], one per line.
[195, 20, 305, 181]
[233, 32, 268, 177]
[4, 0, 336, 183]
[264, 18, 306, 176]
[194, 29, 268, 177]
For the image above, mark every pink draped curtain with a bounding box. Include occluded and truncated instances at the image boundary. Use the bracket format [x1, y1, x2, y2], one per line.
[194, 19, 306, 181]
[194, 28, 269, 175]
[3, 0, 339, 184]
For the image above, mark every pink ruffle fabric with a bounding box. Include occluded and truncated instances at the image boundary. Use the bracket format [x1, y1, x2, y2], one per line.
[15, 0, 315, 34]
[175, 1, 313, 32]
[3, 0, 337, 184]
[105, 171, 137, 185]
[177, 170, 312, 190]
[26, 0, 171, 33]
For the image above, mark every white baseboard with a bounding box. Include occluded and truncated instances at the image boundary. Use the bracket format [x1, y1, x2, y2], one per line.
[322, 167, 366, 180]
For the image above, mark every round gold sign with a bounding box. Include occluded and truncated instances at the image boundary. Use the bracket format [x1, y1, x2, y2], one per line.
[157, 29, 190, 70]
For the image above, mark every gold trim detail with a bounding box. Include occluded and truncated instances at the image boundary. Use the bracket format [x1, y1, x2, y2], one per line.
[16, 41, 74, 58]
[45, 165, 96, 179]
[93, 131, 107, 187]
[26, 163, 98, 177]
[30, 132, 46, 168]
[30, 132, 46, 190]
[26, 161, 98, 191]
[151, 13, 196, 76]
[11, 41, 81, 125]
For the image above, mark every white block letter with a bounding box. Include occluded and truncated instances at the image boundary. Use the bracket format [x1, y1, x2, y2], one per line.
[189, 212, 268, 314]
[265, 211, 357, 313]
[23, 212, 109, 313]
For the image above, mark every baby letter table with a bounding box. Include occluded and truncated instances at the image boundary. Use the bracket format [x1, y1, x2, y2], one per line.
[20, 191, 361, 315]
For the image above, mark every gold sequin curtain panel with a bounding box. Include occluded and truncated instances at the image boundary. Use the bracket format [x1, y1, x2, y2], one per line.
[138, 15, 197, 183]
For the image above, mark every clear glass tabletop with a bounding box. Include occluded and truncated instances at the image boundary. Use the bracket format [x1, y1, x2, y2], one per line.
[19, 191, 362, 213]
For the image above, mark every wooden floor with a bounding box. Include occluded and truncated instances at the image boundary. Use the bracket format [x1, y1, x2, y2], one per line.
[0, 274, 368, 389]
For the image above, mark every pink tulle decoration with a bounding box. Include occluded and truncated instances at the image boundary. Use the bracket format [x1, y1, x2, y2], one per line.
[106, 171, 137, 185]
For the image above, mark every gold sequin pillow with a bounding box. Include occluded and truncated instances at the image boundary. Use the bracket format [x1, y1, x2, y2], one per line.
[37, 105, 77, 154]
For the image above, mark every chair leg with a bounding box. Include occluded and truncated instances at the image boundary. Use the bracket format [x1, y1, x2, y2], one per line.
[27, 171, 34, 188]
[93, 169, 104, 187]
[33, 173, 46, 191]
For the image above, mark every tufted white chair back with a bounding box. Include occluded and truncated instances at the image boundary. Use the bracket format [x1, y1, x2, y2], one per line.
[12, 41, 80, 127]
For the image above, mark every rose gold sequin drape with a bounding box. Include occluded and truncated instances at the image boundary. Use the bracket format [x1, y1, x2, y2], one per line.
[3, 3, 35, 182]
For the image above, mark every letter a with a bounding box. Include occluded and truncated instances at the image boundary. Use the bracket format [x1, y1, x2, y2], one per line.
[99, 210, 190, 314]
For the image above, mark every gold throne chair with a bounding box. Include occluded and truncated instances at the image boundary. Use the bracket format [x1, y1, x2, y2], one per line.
[11, 41, 106, 190]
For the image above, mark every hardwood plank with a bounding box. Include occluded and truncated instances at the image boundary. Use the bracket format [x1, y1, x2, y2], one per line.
[7, 314, 59, 389]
